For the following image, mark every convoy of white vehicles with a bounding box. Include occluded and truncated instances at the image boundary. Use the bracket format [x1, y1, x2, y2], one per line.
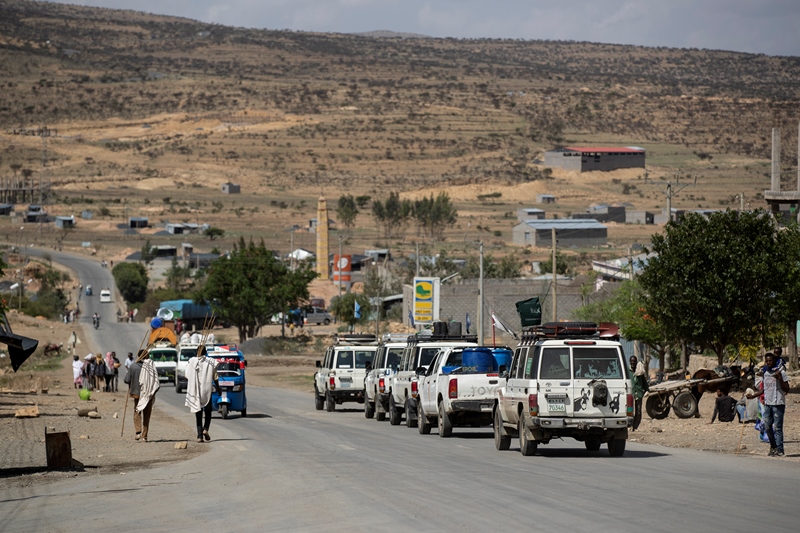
[315, 320, 633, 456]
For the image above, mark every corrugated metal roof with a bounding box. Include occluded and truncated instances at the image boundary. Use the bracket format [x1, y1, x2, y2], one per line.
[562, 146, 645, 153]
[518, 219, 607, 230]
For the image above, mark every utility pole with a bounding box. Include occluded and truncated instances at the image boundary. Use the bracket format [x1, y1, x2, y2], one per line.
[551, 227, 557, 322]
[644, 169, 697, 223]
[290, 228, 295, 271]
[415, 242, 420, 277]
[478, 241, 484, 346]
[338, 233, 343, 298]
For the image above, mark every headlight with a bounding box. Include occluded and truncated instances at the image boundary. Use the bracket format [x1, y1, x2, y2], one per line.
[232, 384, 243, 392]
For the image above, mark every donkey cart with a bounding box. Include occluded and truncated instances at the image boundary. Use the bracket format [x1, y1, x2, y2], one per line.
[644, 372, 741, 420]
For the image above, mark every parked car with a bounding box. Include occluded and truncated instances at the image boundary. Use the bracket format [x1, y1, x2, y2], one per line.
[99, 288, 112, 303]
[305, 307, 332, 325]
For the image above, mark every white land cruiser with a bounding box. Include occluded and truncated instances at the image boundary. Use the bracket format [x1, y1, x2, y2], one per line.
[314, 334, 378, 412]
[388, 329, 478, 427]
[417, 346, 502, 437]
[493, 322, 632, 456]
[364, 335, 409, 421]
[175, 342, 226, 393]
[147, 342, 178, 384]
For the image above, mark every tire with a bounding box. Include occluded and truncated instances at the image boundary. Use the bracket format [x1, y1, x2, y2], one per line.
[438, 402, 453, 438]
[389, 396, 401, 425]
[608, 438, 626, 457]
[493, 408, 511, 451]
[326, 391, 335, 412]
[585, 438, 602, 452]
[405, 400, 418, 428]
[241, 409, 247, 418]
[672, 391, 698, 419]
[175, 380, 181, 394]
[646, 394, 671, 419]
[221, 404, 229, 420]
[314, 388, 324, 411]
[323, 318, 331, 325]
[518, 417, 537, 456]
[418, 402, 432, 434]
[365, 399, 375, 419]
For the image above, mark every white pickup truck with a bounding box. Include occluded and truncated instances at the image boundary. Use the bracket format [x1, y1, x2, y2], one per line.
[314, 334, 378, 412]
[417, 346, 502, 437]
[387, 332, 478, 428]
[493, 322, 632, 456]
[147, 341, 178, 384]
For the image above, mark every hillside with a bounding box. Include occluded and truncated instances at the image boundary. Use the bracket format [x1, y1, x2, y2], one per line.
[0, 0, 799, 273]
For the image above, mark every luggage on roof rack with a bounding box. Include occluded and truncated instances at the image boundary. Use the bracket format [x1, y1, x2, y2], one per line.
[521, 321, 620, 340]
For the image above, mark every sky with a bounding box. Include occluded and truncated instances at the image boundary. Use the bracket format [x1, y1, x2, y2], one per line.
[41, 0, 800, 57]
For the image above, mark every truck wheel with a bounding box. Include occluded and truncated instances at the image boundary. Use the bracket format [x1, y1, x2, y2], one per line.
[585, 438, 601, 452]
[314, 388, 324, 411]
[405, 400, 418, 428]
[518, 418, 537, 456]
[221, 405, 229, 420]
[672, 391, 697, 419]
[608, 437, 626, 457]
[241, 408, 247, 418]
[326, 391, 335, 412]
[646, 394, 671, 419]
[389, 396, 401, 425]
[175, 380, 182, 394]
[324, 318, 331, 325]
[493, 408, 511, 451]
[376, 403, 386, 422]
[365, 399, 375, 419]
[438, 402, 453, 438]
[418, 402, 432, 434]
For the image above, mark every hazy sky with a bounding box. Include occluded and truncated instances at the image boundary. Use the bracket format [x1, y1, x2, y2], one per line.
[41, 0, 800, 56]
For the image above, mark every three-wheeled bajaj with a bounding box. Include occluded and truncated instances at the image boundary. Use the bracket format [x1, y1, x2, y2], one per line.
[209, 345, 247, 419]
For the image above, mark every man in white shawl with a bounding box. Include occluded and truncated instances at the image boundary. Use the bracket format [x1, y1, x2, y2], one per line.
[185, 345, 219, 443]
[135, 351, 160, 442]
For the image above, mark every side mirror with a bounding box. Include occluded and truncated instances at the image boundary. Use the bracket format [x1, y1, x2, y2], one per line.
[415, 366, 426, 375]
[498, 365, 508, 379]
[315, 360, 321, 368]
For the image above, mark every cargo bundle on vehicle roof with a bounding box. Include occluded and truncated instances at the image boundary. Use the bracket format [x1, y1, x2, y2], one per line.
[518, 322, 620, 343]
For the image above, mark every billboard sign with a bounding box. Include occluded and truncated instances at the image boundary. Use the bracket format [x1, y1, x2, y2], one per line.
[412, 277, 440, 325]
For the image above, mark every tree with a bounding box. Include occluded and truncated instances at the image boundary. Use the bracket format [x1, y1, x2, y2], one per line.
[140, 239, 157, 268]
[204, 227, 225, 240]
[460, 252, 521, 279]
[112, 262, 149, 303]
[330, 291, 370, 331]
[197, 238, 317, 343]
[372, 192, 412, 240]
[336, 194, 358, 230]
[164, 256, 192, 291]
[413, 192, 457, 241]
[638, 210, 787, 365]
[540, 252, 571, 276]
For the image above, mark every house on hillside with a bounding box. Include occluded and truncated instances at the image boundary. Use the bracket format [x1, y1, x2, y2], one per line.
[572, 204, 626, 223]
[55, 215, 75, 229]
[128, 217, 149, 228]
[544, 146, 645, 172]
[516, 208, 545, 221]
[512, 219, 607, 247]
[536, 194, 557, 204]
[222, 182, 240, 194]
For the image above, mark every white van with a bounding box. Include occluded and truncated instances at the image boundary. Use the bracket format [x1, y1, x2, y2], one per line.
[99, 289, 112, 303]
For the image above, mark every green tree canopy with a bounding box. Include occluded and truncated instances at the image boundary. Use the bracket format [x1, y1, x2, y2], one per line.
[111, 262, 149, 303]
[330, 291, 371, 330]
[638, 209, 788, 365]
[197, 238, 317, 343]
[336, 194, 358, 230]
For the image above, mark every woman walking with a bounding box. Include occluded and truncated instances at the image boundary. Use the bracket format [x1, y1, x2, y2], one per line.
[93, 353, 106, 392]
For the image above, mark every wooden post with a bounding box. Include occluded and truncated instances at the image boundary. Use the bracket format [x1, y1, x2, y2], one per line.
[45, 429, 72, 470]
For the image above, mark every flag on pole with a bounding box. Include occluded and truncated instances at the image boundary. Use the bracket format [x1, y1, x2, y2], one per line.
[354, 301, 361, 319]
[465, 312, 471, 334]
[408, 310, 415, 327]
[491, 312, 518, 339]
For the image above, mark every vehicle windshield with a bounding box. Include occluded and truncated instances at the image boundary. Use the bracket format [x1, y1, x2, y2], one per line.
[149, 350, 177, 363]
[216, 362, 242, 377]
[418, 347, 440, 367]
[572, 348, 623, 379]
[179, 349, 195, 362]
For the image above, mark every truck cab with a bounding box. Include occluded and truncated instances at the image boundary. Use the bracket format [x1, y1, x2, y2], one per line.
[364, 334, 409, 421]
[147, 342, 178, 384]
[494, 322, 631, 456]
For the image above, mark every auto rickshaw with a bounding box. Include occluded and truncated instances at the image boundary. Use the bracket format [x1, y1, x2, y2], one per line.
[209, 345, 247, 419]
[85, 285, 92, 296]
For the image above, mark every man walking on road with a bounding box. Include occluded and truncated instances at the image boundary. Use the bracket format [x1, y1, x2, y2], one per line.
[748, 352, 789, 456]
[629, 355, 648, 431]
[185, 345, 219, 443]
[124, 350, 159, 442]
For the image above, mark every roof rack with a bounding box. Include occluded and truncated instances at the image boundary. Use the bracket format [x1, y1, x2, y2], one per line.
[519, 322, 620, 343]
[334, 333, 378, 345]
[406, 333, 479, 345]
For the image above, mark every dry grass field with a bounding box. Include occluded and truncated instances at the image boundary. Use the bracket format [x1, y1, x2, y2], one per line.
[0, 0, 799, 274]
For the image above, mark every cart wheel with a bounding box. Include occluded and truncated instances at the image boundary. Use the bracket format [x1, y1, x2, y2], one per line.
[672, 391, 698, 419]
[646, 394, 671, 419]
[241, 408, 247, 418]
[221, 404, 229, 419]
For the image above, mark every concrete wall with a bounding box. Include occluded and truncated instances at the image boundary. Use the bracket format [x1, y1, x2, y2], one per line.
[545, 150, 645, 172]
[512, 223, 607, 247]
[544, 151, 583, 170]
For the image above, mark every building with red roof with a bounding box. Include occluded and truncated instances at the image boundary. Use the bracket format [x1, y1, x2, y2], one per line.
[544, 146, 645, 172]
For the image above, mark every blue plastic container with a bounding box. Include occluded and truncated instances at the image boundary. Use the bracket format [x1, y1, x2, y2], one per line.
[462, 347, 494, 373]
[492, 348, 513, 372]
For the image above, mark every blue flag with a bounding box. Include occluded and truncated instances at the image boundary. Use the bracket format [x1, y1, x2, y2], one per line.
[408, 310, 415, 327]
[354, 301, 361, 319]
[465, 312, 471, 334]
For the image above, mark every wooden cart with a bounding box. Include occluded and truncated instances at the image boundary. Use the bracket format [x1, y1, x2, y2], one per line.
[644, 374, 740, 419]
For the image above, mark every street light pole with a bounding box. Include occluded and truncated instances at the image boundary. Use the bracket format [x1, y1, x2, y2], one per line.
[478, 241, 484, 346]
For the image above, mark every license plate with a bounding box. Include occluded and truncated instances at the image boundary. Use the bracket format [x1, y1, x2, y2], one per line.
[547, 401, 566, 412]
[340, 381, 351, 388]
[219, 381, 234, 386]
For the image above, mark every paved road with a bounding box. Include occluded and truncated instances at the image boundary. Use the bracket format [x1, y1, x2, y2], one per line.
[4, 250, 797, 531]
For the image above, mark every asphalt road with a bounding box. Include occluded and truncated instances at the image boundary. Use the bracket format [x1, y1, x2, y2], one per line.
[4, 250, 798, 531]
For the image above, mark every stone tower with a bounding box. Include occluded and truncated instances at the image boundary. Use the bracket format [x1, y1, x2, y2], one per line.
[316, 196, 329, 279]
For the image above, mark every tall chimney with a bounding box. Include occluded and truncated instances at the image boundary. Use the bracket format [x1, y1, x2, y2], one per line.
[316, 196, 329, 280]
[771, 127, 781, 191]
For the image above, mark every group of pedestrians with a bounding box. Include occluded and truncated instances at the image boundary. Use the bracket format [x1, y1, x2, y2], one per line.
[72, 351, 121, 391]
